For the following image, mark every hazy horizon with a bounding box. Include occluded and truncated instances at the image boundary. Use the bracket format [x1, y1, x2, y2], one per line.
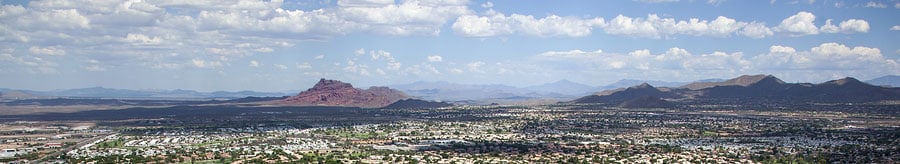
[2, 74, 894, 93]
[1, 0, 898, 92]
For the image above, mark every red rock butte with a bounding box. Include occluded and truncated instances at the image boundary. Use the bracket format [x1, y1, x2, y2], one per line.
[280, 78, 408, 108]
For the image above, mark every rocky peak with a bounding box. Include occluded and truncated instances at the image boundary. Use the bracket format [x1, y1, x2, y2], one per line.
[282, 78, 408, 108]
[309, 78, 354, 92]
[748, 75, 786, 87]
[682, 74, 785, 90]
[632, 83, 654, 89]
[553, 79, 575, 85]
[726, 74, 783, 86]
[623, 83, 661, 93]
[826, 77, 864, 86]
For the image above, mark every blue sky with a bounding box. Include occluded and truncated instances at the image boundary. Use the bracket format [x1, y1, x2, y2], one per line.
[0, 0, 898, 92]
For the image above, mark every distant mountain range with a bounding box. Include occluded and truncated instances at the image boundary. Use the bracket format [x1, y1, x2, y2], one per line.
[390, 81, 530, 102]
[866, 75, 900, 87]
[572, 75, 900, 107]
[524, 79, 595, 96]
[2, 75, 896, 105]
[0, 87, 290, 100]
[599, 79, 692, 90]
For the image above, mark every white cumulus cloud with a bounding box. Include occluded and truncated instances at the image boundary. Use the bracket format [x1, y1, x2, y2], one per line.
[776, 11, 868, 36]
[368, 49, 401, 70]
[123, 33, 162, 45]
[864, 1, 887, 8]
[480, 2, 493, 8]
[707, 0, 726, 5]
[274, 64, 288, 70]
[337, 0, 395, 7]
[427, 55, 443, 62]
[819, 19, 840, 33]
[837, 19, 869, 33]
[254, 47, 274, 53]
[739, 22, 774, 38]
[0, 53, 58, 74]
[84, 65, 106, 72]
[821, 19, 869, 33]
[295, 62, 312, 69]
[603, 14, 663, 38]
[405, 63, 441, 76]
[82, 59, 107, 72]
[467, 61, 485, 73]
[29, 46, 66, 56]
[191, 59, 223, 68]
[539, 49, 604, 59]
[776, 11, 819, 36]
[343, 60, 370, 76]
[769, 45, 797, 54]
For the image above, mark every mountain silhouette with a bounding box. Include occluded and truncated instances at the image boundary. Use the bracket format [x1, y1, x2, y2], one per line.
[572, 75, 900, 105]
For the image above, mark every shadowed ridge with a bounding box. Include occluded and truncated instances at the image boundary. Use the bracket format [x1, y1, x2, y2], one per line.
[680, 74, 784, 90]
[571, 83, 674, 104]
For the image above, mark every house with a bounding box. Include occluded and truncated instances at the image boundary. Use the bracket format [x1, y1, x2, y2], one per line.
[44, 143, 63, 148]
[0, 149, 22, 159]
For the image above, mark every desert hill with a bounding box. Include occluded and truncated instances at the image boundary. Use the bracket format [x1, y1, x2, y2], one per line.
[281, 79, 408, 108]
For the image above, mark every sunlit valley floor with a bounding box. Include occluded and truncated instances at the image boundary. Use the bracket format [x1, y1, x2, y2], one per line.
[0, 102, 897, 163]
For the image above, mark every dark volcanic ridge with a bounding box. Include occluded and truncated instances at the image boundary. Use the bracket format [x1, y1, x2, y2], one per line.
[618, 96, 674, 109]
[573, 83, 675, 105]
[381, 99, 454, 109]
[572, 75, 900, 105]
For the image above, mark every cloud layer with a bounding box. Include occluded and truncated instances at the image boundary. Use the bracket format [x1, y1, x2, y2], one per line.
[0, 0, 875, 74]
[453, 10, 868, 39]
[0, 0, 471, 73]
[0, 0, 894, 90]
[534, 43, 898, 81]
